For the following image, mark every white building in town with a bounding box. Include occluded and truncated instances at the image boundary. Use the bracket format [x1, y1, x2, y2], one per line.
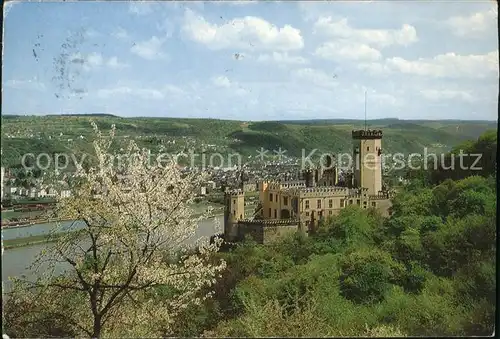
[1, 166, 4, 202]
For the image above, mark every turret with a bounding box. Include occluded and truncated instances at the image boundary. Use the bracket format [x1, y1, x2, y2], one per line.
[224, 189, 245, 241]
[352, 129, 383, 195]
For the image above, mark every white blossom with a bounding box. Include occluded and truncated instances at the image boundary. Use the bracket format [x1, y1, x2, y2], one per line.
[15, 121, 226, 337]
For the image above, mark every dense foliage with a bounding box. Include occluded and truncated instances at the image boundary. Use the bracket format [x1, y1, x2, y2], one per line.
[3, 130, 496, 337]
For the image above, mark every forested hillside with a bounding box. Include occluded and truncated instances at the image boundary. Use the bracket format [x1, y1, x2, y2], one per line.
[1, 115, 496, 167]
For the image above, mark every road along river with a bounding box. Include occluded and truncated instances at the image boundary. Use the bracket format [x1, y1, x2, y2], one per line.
[2, 216, 224, 292]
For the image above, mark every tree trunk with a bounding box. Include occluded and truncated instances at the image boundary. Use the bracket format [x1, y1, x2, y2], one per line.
[92, 315, 102, 338]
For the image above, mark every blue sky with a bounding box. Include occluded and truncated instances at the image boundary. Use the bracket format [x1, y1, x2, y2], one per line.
[2, 1, 498, 120]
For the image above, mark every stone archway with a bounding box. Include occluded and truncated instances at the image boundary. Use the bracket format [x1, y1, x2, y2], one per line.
[281, 209, 291, 219]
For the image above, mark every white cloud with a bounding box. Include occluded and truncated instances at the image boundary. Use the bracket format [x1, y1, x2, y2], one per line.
[210, 76, 247, 96]
[347, 84, 404, 107]
[70, 52, 129, 71]
[182, 9, 304, 51]
[314, 41, 382, 61]
[112, 27, 130, 40]
[163, 84, 186, 96]
[292, 68, 338, 89]
[98, 87, 163, 100]
[314, 17, 418, 47]
[371, 92, 402, 107]
[107, 57, 130, 69]
[87, 52, 103, 67]
[257, 52, 308, 65]
[5, 79, 46, 91]
[212, 76, 232, 88]
[356, 50, 499, 79]
[84, 28, 101, 38]
[130, 36, 167, 60]
[420, 89, 476, 103]
[445, 7, 497, 38]
[386, 50, 499, 78]
[97, 84, 184, 100]
[357, 62, 391, 76]
[157, 19, 176, 38]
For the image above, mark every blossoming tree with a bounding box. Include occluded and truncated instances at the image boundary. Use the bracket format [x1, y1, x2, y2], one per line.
[7, 122, 226, 337]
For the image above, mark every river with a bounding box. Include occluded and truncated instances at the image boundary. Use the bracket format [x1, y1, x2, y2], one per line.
[2, 216, 224, 293]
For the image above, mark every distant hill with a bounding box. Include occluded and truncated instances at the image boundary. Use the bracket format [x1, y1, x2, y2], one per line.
[45, 113, 121, 118]
[1, 115, 497, 167]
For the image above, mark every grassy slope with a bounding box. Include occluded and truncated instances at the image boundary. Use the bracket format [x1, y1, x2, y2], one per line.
[1, 116, 497, 167]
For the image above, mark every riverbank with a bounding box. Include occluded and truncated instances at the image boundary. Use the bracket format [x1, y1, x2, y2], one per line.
[1, 218, 73, 230]
[3, 232, 76, 250]
[2, 206, 255, 250]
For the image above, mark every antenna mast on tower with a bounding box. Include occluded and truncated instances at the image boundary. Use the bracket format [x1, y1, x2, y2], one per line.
[364, 90, 367, 131]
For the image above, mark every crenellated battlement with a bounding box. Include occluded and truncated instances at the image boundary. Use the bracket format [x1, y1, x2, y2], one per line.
[238, 218, 299, 226]
[265, 180, 306, 191]
[279, 180, 306, 189]
[301, 187, 349, 193]
[226, 189, 244, 196]
[298, 186, 350, 198]
[352, 129, 383, 139]
[346, 187, 369, 198]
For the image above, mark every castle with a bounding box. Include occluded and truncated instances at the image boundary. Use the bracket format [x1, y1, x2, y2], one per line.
[224, 129, 393, 244]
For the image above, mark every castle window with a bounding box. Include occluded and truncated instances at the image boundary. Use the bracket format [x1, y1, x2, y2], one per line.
[270, 193, 273, 201]
[306, 212, 310, 217]
[305, 200, 310, 209]
[340, 199, 345, 207]
[284, 197, 288, 205]
[274, 209, 277, 218]
[276, 195, 278, 202]
[367, 146, 370, 151]
[363, 201, 367, 205]
[329, 210, 332, 215]
[233, 210, 236, 216]
[357, 199, 360, 205]
[372, 201, 376, 207]
[233, 200, 236, 205]
[269, 208, 271, 217]
[349, 200, 353, 205]
[329, 199, 333, 208]
[317, 199, 321, 209]
[240, 214, 242, 219]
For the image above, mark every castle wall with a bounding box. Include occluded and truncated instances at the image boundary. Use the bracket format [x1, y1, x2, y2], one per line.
[263, 225, 299, 244]
[371, 197, 392, 217]
[237, 222, 264, 243]
[236, 219, 300, 244]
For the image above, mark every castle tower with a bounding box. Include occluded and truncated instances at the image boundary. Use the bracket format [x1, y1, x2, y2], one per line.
[303, 169, 316, 187]
[318, 154, 338, 186]
[224, 189, 245, 241]
[352, 130, 383, 195]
